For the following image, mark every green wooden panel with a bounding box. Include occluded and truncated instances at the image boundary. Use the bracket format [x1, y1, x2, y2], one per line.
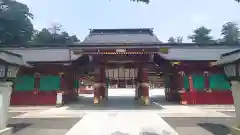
[106, 79, 110, 88]
[183, 76, 189, 89]
[15, 75, 35, 91]
[164, 76, 170, 88]
[74, 80, 79, 88]
[39, 76, 60, 91]
[192, 75, 205, 90]
[209, 74, 231, 90]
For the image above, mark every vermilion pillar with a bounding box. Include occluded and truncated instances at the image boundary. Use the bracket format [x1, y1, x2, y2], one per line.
[135, 67, 142, 100]
[204, 71, 210, 92]
[93, 66, 106, 104]
[136, 67, 149, 105]
[99, 66, 107, 100]
[34, 73, 40, 95]
[188, 76, 196, 104]
[140, 68, 149, 105]
[179, 71, 185, 91]
[93, 72, 101, 104]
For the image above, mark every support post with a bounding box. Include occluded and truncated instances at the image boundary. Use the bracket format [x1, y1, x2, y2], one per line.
[34, 73, 40, 95]
[93, 67, 99, 104]
[230, 81, 240, 135]
[135, 68, 141, 100]
[56, 72, 64, 107]
[93, 70, 101, 104]
[93, 83, 100, 104]
[135, 82, 139, 100]
[204, 71, 211, 92]
[140, 68, 149, 105]
[136, 67, 149, 105]
[188, 76, 196, 104]
[99, 66, 106, 100]
[178, 71, 187, 104]
[93, 66, 106, 104]
[0, 82, 13, 135]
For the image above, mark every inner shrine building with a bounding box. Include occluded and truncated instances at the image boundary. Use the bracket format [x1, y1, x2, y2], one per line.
[2, 28, 238, 105]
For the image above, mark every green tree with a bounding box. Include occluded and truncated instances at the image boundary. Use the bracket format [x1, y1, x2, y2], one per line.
[131, 0, 149, 3]
[0, 0, 34, 45]
[221, 22, 240, 44]
[68, 35, 80, 43]
[32, 27, 80, 44]
[132, 0, 239, 3]
[188, 26, 213, 44]
[33, 28, 53, 44]
[168, 36, 183, 43]
[168, 37, 176, 43]
[176, 36, 183, 43]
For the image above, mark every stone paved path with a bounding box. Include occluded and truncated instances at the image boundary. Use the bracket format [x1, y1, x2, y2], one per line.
[66, 112, 178, 135]
[8, 89, 237, 135]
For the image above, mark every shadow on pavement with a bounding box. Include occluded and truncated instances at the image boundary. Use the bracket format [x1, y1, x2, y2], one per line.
[8, 118, 81, 135]
[67, 96, 165, 111]
[111, 131, 164, 135]
[7, 123, 32, 133]
[150, 95, 180, 106]
[198, 123, 231, 135]
[111, 131, 129, 135]
[66, 89, 180, 111]
[8, 112, 26, 118]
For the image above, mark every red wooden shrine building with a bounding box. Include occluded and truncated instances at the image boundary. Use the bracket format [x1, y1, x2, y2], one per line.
[2, 28, 237, 105]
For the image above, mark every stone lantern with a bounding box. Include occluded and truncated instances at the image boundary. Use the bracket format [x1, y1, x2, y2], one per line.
[0, 50, 29, 135]
[216, 49, 240, 135]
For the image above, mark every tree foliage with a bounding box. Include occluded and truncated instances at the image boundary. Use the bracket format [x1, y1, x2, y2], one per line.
[0, 0, 34, 45]
[131, 0, 239, 4]
[168, 37, 175, 43]
[1, 0, 240, 45]
[221, 22, 240, 44]
[168, 36, 183, 43]
[130, 0, 149, 4]
[188, 26, 213, 44]
[32, 26, 80, 44]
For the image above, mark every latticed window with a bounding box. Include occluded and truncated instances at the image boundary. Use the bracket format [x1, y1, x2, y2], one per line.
[7, 66, 18, 78]
[0, 65, 6, 78]
[224, 64, 236, 77]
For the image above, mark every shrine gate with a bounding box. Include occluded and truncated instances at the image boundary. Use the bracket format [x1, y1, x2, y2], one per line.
[1, 28, 236, 105]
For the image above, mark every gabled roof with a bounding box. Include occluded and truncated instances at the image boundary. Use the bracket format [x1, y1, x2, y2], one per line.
[81, 28, 162, 45]
[216, 49, 240, 65]
[159, 46, 240, 61]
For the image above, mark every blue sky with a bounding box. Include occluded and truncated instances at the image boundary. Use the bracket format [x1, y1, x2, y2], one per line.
[18, 0, 240, 42]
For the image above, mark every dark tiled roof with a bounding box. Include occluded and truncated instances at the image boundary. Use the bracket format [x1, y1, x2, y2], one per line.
[0, 50, 29, 66]
[160, 47, 240, 61]
[81, 28, 162, 44]
[5, 48, 73, 62]
[4, 46, 239, 62]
